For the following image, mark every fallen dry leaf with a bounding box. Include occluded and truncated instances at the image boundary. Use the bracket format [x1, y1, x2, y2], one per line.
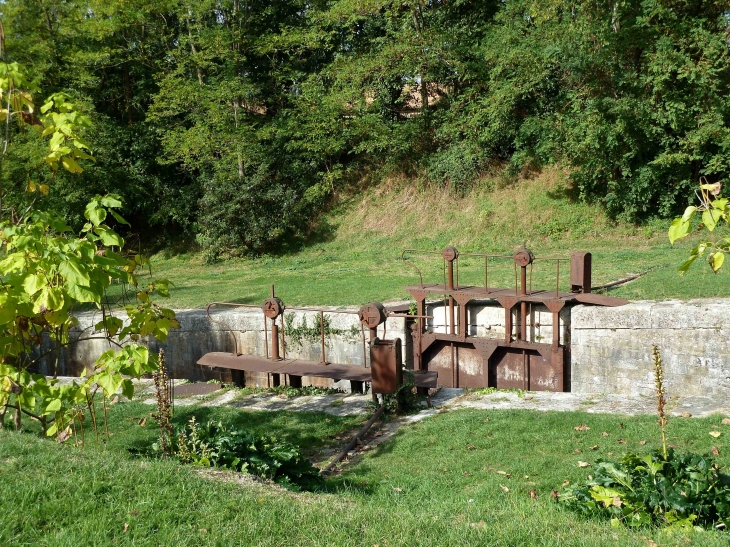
[467, 444, 477, 450]
[500, 485, 509, 493]
[575, 449, 582, 454]
[393, 487, 403, 493]
[646, 540, 658, 547]
[578, 461, 590, 468]
[639, 440, 647, 445]
[129, 510, 139, 516]
[712, 446, 720, 456]
[123, 523, 129, 533]
[462, 472, 472, 477]
[138, 417, 147, 426]
[497, 470, 512, 478]
[710, 431, 722, 438]
[590, 445, 599, 451]
[529, 489, 538, 499]
[574, 424, 590, 431]
[199, 529, 208, 534]
[483, 418, 490, 423]
[607, 452, 614, 456]
[110, 396, 120, 405]
[551, 490, 559, 499]
[562, 480, 570, 487]
[681, 412, 691, 418]
[612, 497, 622, 507]
[617, 439, 627, 444]
[722, 418, 730, 425]
[470, 521, 485, 528]
[601, 432, 609, 437]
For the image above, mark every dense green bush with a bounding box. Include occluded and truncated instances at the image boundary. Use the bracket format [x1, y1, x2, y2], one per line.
[171, 417, 323, 492]
[559, 450, 730, 530]
[3, 0, 729, 253]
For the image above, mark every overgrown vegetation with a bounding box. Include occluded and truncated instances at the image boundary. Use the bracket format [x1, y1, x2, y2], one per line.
[558, 347, 730, 531]
[3, 401, 730, 546]
[172, 417, 323, 491]
[3, 1, 729, 256]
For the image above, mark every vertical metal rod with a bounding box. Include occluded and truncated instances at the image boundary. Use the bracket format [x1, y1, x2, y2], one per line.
[556, 261, 560, 297]
[281, 315, 286, 359]
[361, 323, 368, 367]
[320, 311, 327, 364]
[455, 258, 459, 290]
[264, 316, 269, 360]
[485, 256, 489, 294]
[271, 321, 280, 361]
[520, 265, 527, 341]
[447, 260, 455, 336]
[514, 262, 518, 296]
[451, 342, 457, 387]
[552, 310, 560, 350]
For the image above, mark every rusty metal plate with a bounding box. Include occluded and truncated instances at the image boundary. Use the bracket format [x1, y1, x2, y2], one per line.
[572, 293, 628, 307]
[426, 343, 487, 389]
[371, 338, 402, 394]
[174, 382, 224, 397]
[489, 347, 564, 391]
[262, 297, 284, 318]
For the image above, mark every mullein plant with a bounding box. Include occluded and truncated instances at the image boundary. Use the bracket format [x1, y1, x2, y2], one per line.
[151, 349, 174, 458]
[653, 345, 668, 458]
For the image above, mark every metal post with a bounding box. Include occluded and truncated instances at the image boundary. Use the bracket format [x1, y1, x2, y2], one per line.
[520, 265, 527, 341]
[320, 310, 327, 364]
[447, 260, 455, 336]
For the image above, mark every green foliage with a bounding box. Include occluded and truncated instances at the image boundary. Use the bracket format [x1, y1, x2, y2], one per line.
[283, 313, 359, 350]
[173, 417, 323, 491]
[235, 385, 346, 398]
[558, 450, 730, 531]
[0, 195, 179, 438]
[5, 0, 728, 255]
[669, 181, 729, 274]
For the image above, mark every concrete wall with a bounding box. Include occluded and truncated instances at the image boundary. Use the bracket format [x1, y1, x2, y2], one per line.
[571, 300, 730, 401]
[39, 307, 409, 388]
[39, 299, 730, 399]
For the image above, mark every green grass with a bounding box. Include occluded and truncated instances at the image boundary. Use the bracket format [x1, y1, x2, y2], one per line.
[126, 169, 730, 309]
[2, 402, 730, 546]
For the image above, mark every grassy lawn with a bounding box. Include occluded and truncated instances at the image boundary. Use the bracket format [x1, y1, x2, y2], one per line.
[2, 401, 729, 546]
[130, 170, 730, 309]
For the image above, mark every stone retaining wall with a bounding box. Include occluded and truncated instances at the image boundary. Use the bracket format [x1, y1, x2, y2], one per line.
[38, 299, 730, 398]
[571, 300, 730, 401]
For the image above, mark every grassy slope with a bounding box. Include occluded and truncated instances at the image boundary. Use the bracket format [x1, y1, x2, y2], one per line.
[2, 402, 729, 546]
[139, 168, 730, 308]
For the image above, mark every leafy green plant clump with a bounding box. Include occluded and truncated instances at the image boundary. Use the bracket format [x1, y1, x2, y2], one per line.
[559, 450, 730, 530]
[169, 417, 323, 492]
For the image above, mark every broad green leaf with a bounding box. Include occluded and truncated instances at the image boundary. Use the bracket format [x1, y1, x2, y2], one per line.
[668, 218, 691, 244]
[48, 131, 65, 151]
[23, 273, 46, 296]
[678, 256, 698, 276]
[85, 203, 106, 226]
[0, 294, 16, 323]
[712, 198, 728, 211]
[121, 378, 134, 400]
[33, 286, 64, 313]
[61, 156, 83, 174]
[702, 209, 722, 231]
[95, 371, 123, 397]
[710, 251, 725, 273]
[40, 100, 54, 114]
[95, 227, 124, 247]
[42, 398, 62, 415]
[59, 257, 91, 286]
[65, 282, 100, 304]
[100, 195, 123, 208]
[109, 210, 130, 226]
[681, 206, 697, 221]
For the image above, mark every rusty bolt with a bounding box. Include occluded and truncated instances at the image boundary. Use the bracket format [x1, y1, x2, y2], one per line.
[442, 246, 459, 262]
[358, 302, 387, 329]
[513, 248, 535, 267]
[262, 297, 285, 319]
